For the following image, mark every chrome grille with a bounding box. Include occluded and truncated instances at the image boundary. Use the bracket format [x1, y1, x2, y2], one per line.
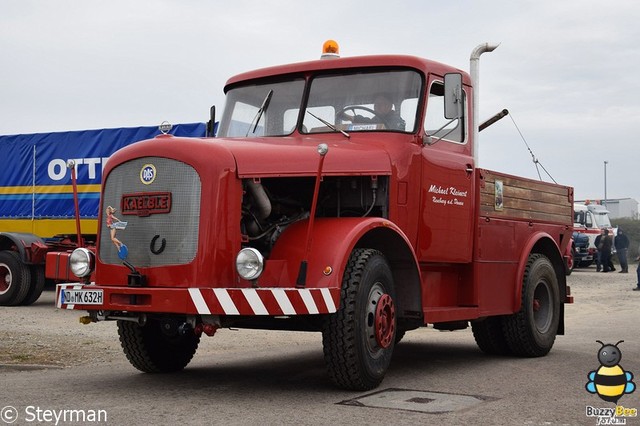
[100, 157, 201, 267]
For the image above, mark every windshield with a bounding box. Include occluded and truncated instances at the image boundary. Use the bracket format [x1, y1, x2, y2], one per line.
[593, 212, 612, 228]
[218, 79, 305, 137]
[303, 70, 421, 134]
[217, 69, 422, 138]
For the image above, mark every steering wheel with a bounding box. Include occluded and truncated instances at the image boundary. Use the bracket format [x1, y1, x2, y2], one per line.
[337, 105, 382, 123]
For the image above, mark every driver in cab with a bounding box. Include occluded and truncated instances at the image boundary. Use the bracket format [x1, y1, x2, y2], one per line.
[338, 94, 406, 131]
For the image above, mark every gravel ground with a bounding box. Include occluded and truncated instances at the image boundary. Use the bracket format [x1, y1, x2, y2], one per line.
[1, 264, 639, 368]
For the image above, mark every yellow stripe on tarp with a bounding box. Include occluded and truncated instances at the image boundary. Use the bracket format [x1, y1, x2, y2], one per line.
[0, 184, 102, 194]
[0, 219, 98, 237]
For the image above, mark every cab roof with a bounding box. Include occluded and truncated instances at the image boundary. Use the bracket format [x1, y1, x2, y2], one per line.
[224, 55, 471, 92]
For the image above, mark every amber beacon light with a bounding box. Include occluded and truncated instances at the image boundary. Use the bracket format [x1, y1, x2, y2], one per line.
[321, 39, 340, 59]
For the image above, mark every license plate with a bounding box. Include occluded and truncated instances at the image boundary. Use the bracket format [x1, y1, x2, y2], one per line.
[62, 289, 104, 305]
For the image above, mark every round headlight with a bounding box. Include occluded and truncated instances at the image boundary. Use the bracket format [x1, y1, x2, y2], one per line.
[236, 248, 264, 280]
[70, 248, 94, 278]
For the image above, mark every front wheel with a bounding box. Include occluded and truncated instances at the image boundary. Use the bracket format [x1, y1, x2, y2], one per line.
[502, 254, 560, 357]
[322, 248, 397, 391]
[118, 319, 200, 373]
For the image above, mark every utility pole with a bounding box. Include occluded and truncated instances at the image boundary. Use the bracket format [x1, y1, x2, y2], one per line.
[603, 160, 608, 207]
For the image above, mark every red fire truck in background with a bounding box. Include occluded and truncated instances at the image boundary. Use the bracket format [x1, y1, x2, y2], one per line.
[56, 41, 573, 390]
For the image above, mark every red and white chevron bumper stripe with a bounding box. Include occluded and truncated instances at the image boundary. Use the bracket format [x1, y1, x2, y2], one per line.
[56, 284, 341, 316]
[187, 287, 338, 315]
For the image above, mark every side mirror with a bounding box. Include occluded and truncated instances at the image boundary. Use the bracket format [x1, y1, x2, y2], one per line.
[206, 105, 216, 137]
[444, 73, 463, 120]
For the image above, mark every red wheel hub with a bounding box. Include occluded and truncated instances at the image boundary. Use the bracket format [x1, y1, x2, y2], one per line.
[0, 266, 10, 293]
[374, 294, 396, 349]
[533, 299, 541, 312]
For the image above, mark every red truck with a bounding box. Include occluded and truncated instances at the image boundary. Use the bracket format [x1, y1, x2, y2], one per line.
[56, 42, 574, 390]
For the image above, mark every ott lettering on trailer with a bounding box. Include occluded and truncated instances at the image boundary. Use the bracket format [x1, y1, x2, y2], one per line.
[428, 184, 468, 206]
[48, 157, 110, 181]
[140, 164, 157, 185]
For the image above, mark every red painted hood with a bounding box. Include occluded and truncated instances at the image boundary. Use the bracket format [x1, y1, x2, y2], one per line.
[216, 136, 392, 178]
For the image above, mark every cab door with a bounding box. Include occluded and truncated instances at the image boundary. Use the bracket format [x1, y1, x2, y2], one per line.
[417, 74, 475, 263]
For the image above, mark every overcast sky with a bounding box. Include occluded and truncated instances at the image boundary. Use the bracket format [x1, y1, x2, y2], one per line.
[2, 0, 639, 203]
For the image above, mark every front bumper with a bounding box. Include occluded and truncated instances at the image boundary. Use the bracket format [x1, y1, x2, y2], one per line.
[56, 283, 340, 316]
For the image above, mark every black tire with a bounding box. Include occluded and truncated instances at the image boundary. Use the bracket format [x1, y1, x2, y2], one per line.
[20, 265, 46, 306]
[502, 254, 560, 357]
[0, 250, 32, 306]
[322, 248, 397, 391]
[471, 316, 511, 355]
[117, 319, 200, 373]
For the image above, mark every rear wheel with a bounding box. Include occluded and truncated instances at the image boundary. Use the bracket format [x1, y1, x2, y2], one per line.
[0, 250, 31, 306]
[502, 254, 560, 357]
[471, 316, 511, 355]
[117, 319, 200, 373]
[322, 248, 396, 390]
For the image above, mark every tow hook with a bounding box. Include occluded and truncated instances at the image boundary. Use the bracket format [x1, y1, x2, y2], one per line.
[194, 323, 219, 337]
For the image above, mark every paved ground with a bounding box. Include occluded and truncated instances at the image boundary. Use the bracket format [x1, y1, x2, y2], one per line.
[1, 266, 639, 425]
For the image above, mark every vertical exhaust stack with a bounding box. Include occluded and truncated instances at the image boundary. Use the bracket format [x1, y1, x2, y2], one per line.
[470, 42, 500, 164]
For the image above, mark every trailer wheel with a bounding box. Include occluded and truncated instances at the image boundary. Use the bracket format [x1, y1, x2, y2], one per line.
[471, 316, 511, 355]
[117, 319, 200, 373]
[0, 250, 32, 306]
[502, 254, 560, 357]
[322, 248, 396, 390]
[20, 266, 46, 306]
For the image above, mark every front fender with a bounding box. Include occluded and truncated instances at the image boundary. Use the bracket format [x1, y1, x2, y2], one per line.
[266, 217, 418, 291]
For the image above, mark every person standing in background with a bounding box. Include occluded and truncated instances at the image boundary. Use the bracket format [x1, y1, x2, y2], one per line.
[600, 229, 613, 272]
[634, 243, 640, 291]
[593, 228, 604, 272]
[614, 228, 629, 273]
[594, 229, 605, 272]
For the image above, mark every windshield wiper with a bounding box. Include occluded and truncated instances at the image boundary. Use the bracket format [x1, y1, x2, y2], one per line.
[246, 89, 274, 136]
[306, 110, 350, 138]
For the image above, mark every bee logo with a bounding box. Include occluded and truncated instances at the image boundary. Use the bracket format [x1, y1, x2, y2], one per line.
[586, 340, 636, 403]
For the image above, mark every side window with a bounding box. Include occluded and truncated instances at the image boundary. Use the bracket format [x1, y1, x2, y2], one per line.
[424, 81, 465, 143]
[585, 212, 593, 228]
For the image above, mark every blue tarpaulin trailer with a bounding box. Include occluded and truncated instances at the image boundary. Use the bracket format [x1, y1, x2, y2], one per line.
[0, 123, 207, 306]
[0, 123, 206, 225]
